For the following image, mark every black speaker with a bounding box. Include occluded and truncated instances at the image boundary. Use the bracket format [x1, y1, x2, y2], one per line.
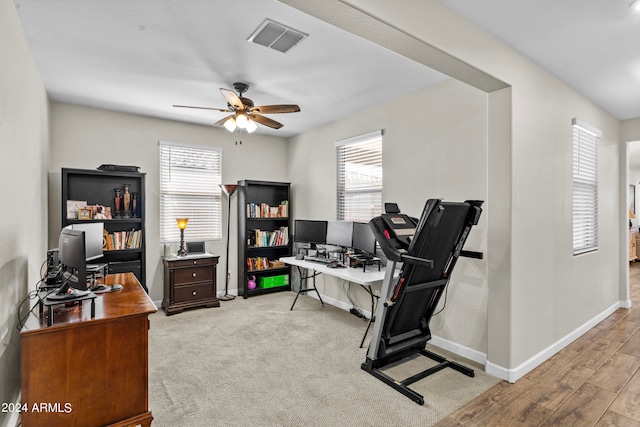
[47, 248, 59, 272]
[45, 248, 62, 287]
[186, 241, 205, 254]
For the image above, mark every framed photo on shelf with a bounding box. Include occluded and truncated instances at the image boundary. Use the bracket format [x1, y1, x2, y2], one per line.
[88, 204, 112, 220]
[67, 200, 87, 219]
[78, 208, 93, 220]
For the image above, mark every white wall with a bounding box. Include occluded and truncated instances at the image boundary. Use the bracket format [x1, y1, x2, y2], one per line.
[285, 0, 626, 380]
[351, 0, 624, 379]
[289, 78, 490, 355]
[49, 102, 289, 303]
[0, 0, 49, 425]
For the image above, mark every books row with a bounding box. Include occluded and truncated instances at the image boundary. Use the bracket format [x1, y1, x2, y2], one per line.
[246, 257, 270, 271]
[247, 227, 289, 248]
[103, 229, 143, 251]
[246, 200, 289, 218]
[245, 257, 286, 271]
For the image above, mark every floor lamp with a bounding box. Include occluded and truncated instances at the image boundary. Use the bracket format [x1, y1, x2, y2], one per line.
[220, 184, 239, 301]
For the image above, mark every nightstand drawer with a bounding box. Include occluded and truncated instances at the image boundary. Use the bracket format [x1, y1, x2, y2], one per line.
[175, 282, 213, 303]
[172, 257, 216, 268]
[174, 266, 214, 284]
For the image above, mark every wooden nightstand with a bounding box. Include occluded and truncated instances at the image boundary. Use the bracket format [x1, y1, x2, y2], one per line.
[163, 253, 220, 315]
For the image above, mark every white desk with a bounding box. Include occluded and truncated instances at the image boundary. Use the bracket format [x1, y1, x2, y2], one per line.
[280, 256, 398, 346]
[280, 256, 387, 286]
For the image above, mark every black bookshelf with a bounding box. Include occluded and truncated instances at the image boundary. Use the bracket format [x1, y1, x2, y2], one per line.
[61, 168, 146, 290]
[237, 180, 291, 298]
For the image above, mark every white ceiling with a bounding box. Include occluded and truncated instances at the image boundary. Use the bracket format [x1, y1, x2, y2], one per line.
[11, 0, 447, 138]
[440, 0, 640, 121]
[12, 0, 640, 140]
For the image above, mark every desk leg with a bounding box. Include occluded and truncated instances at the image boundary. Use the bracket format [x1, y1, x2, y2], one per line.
[47, 305, 53, 327]
[359, 285, 377, 348]
[290, 267, 324, 311]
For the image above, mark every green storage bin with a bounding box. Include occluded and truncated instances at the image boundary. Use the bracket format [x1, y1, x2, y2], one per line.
[258, 274, 289, 289]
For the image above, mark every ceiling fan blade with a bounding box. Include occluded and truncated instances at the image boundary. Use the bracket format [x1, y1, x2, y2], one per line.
[250, 104, 301, 114]
[173, 105, 231, 112]
[213, 114, 236, 126]
[251, 114, 284, 129]
[220, 88, 244, 111]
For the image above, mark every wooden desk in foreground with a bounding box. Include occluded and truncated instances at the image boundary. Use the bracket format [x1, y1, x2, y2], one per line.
[20, 273, 157, 427]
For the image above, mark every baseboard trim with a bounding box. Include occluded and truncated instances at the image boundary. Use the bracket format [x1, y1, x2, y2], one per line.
[486, 300, 623, 383]
[308, 291, 488, 366]
[429, 335, 487, 366]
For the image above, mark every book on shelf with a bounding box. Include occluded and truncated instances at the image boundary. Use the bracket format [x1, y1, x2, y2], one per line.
[247, 227, 289, 247]
[246, 257, 270, 271]
[103, 228, 143, 251]
[246, 200, 289, 218]
[246, 257, 287, 271]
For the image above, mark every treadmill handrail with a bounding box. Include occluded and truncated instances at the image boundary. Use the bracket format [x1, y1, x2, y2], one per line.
[400, 254, 434, 268]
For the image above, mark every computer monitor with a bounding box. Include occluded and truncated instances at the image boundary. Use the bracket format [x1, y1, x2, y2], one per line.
[294, 220, 327, 244]
[326, 221, 353, 248]
[69, 222, 104, 261]
[352, 222, 376, 256]
[58, 228, 88, 291]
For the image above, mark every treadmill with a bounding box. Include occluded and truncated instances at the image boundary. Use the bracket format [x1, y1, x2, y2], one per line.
[361, 199, 483, 405]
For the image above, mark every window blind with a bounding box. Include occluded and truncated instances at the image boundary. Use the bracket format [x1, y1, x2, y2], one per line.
[572, 118, 601, 256]
[159, 141, 223, 243]
[336, 130, 383, 222]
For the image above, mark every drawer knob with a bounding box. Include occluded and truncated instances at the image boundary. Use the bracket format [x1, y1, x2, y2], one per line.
[193, 261, 197, 264]
[192, 272, 197, 277]
[192, 291, 197, 296]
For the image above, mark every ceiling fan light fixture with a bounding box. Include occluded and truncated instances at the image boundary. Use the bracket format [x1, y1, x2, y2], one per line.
[235, 113, 248, 129]
[223, 117, 236, 132]
[246, 119, 257, 133]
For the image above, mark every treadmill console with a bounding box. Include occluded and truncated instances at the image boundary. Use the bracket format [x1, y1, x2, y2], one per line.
[369, 212, 417, 262]
[381, 214, 416, 246]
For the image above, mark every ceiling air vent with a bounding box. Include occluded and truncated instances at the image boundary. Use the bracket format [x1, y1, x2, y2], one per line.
[248, 19, 308, 53]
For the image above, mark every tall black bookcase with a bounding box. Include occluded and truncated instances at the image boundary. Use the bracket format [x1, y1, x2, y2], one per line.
[61, 168, 146, 291]
[237, 180, 291, 298]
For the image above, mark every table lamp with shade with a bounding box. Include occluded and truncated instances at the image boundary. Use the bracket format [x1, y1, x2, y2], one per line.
[220, 184, 239, 301]
[176, 218, 189, 256]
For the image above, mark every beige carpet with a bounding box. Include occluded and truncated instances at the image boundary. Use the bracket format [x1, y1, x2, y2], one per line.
[148, 292, 499, 426]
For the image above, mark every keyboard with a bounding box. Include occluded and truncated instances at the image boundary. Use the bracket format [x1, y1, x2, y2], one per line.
[304, 256, 332, 264]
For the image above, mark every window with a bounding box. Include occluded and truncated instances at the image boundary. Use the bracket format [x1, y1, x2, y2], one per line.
[572, 118, 601, 256]
[159, 141, 222, 243]
[336, 130, 383, 222]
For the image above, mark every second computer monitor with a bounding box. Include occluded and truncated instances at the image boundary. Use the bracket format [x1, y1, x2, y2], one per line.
[352, 222, 376, 256]
[326, 221, 353, 248]
[68, 222, 104, 261]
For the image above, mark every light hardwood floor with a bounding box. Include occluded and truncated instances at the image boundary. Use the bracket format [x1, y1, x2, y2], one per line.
[437, 263, 640, 426]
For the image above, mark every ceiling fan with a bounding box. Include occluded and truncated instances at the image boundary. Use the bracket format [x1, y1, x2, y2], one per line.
[173, 82, 300, 133]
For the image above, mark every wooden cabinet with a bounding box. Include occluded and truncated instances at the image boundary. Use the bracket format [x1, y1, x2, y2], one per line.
[237, 180, 291, 298]
[631, 231, 638, 262]
[20, 273, 156, 427]
[163, 254, 220, 315]
[62, 168, 147, 290]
